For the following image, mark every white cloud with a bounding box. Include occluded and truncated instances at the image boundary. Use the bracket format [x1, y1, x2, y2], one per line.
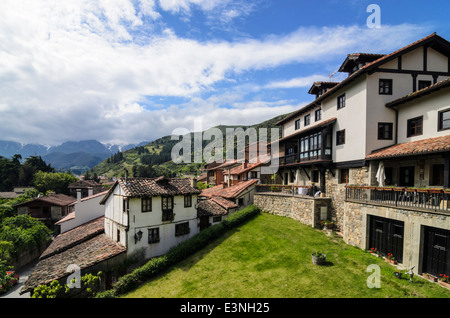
[0, 0, 431, 145]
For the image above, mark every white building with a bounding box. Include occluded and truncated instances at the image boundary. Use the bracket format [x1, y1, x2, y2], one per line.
[275, 32, 450, 191]
[56, 190, 109, 233]
[269, 32, 450, 277]
[100, 176, 201, 260]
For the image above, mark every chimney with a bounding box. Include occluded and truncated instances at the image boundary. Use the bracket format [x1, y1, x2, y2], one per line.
[191, 178, 197, 189]
[88, 187, 94, 197]
[77, 189, 81, 203]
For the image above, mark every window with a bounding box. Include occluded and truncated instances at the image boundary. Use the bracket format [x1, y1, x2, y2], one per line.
[116, 229, 121, 243]
[148, 228, 160, 244]
[315, 108, 322, 121]
[122, 198, 129, 212]
[337, 94, 346, 109]
[336, 129, 345, 145]
[299, 132, 322, 161]
[250, 171, 258, 179]
[379, 79, 393, 95]
[184, 194, 192, 207]
[339, 169, 349, 184]
[304, 114, 311, 126]
[407, 116, 423, 137]
[418, 80, 432, 90]
[238, 198, 244, 206]
[162, 196, 174, 210]
[377, 123, 393, 140]
[142, 198, 152, 212]
[162, 196, 174, 222]
[175, 222, 190, 236]
[213, 216, 222, 223]
[438, 108, 450, 131]
[295, 119, 301, 130]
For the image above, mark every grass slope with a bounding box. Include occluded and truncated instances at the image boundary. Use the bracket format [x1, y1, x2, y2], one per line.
[124, 213, 450, 298]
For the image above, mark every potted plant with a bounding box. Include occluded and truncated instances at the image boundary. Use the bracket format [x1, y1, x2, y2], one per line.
[369, 247, 380, 257]
[439, 274, 450, 289]
[428, 188, 443, 194]
[312, 252, 326, 265]
[422, 273, 438, 282]
[386, 253, 397, 265]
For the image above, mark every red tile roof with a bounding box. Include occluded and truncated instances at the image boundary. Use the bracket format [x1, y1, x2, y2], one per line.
[366, 135, 450, 160]
[40, 216, 105, 260]
[197, 197, 237, 216]
[21, 233, 126, 294]
[100, 177, 201, 204]
[14, 193, 77, 207]
[200, 179, 258, 199]
[223, 162, 263, 175]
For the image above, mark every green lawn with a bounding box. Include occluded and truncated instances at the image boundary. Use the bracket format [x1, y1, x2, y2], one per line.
[124, 212, 450, 298]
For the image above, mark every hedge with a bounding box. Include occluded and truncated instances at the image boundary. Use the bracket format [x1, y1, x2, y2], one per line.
[96, 204, 261, 297]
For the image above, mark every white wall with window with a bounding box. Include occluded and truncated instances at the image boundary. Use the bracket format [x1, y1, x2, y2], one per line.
[103, 184, 199, 260]
[396, 87, 450, 143]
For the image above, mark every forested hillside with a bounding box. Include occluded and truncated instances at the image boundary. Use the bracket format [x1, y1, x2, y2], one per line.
[90, 113, 288, 178]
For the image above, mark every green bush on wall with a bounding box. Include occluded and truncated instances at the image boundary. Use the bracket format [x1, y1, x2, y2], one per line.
[96, 204, 261, 298]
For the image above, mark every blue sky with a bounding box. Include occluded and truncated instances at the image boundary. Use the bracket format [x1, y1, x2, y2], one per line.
[0, 0, 449, 146]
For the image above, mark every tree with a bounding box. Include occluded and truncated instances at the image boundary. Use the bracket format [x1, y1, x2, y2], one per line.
[32, 171, 78, 194]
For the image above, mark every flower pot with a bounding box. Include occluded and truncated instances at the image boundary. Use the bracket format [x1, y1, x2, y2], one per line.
[428, 189, 443, 194]
[439, 281, 450, 289]
[312, 253, 326, 265]
[386, 258, 397, 265]
[422, 273, 437, 282]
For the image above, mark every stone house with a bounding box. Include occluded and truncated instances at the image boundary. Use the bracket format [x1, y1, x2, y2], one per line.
[263, 33, 450, 278]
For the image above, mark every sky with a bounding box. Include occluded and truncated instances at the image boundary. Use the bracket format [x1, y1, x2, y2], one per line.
[1, 0, 450, 146]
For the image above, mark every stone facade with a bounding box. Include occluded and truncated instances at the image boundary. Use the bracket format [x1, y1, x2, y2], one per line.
[254, 193, 331, 228]
[344, 199, 450, 272]
[325, 165, 370, 234]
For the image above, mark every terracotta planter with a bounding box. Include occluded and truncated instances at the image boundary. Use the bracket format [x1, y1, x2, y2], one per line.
[393, 187, 405, 192]
[422, 273, 438, 282]
[386, 258, 397, 265]
[439, 280, 450, 289]
[428, 189, 443, 194]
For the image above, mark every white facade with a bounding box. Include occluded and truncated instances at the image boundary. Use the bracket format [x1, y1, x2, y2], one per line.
[278, 36, 450, 166]
[103, 182, 199, 260]
[58, 191, 108, 233]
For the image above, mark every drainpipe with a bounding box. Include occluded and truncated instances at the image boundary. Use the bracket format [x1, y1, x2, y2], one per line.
[394, 108, 399, 145]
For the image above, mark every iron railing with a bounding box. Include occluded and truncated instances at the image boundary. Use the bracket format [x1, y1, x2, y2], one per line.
[345, 186, 450, 213]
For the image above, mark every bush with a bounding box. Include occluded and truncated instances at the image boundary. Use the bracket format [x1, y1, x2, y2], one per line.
[96, 205, 261, 298]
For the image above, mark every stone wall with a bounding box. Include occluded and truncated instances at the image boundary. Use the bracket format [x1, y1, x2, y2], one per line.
[254, 193, 331, 228]
[325, 166, 370, 234]
[343, 199, 450, 272]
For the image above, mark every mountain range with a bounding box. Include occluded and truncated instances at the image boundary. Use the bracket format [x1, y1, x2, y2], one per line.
[0, 139, 148, 174]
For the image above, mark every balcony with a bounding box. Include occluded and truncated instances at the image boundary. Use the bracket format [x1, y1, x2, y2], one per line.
[279, 152, 332, 166]
[345, 186, 450, 213]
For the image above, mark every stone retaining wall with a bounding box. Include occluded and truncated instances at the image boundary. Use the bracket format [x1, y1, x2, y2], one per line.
[254, 193, 331, 228]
